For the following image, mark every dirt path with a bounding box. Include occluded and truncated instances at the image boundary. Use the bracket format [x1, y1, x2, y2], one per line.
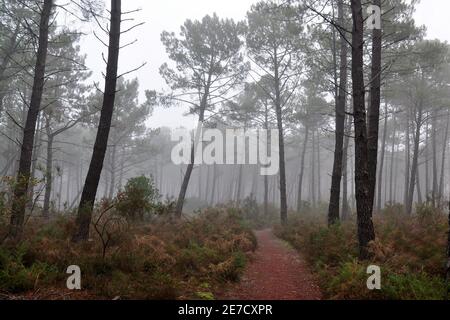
[220, 229, 322, 300]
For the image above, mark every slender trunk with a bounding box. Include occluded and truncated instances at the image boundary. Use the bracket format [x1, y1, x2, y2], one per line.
[58, 168, 63, 212]
[351, 0, 375, 259]
[367, 0, 382, 212]
[118, 147, 125, 190]
[432, 111, 438, 207]
[311, 131, 316, 207]
[43, 125, 53, 218]
[198, 165, 202, 200]
[404, 110, 411, 207]
[376, 101, 388, 212]
[446, 200, 450, 299]
[407, 107, 423, 215]
[108, 144, 116, 199]
[29, 114, 42, 203]
[66, 167, 71, 210]
[274, 49, 287, 224]
[317, 131, 321, 203]
[417, 164, 423, 205]
[389, 115, 396, 203]
[210, 163, 216, 205]
[342, 117, 351, 220]
[439, 110, 450, 207]
[425, 118, 430, 200]
[236, 164, 243, 204]
[72, 0, 121, 242]
[328, 0, 348, 225]
[264, 174, 268, 216]
[175, 105, 206, 217]
[8, 0, 53, 239]
[297, 127, 309, 212]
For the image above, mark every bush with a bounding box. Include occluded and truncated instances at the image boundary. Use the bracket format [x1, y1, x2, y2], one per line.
[116, 176, 160, 221]
[0, 244, 58, 293]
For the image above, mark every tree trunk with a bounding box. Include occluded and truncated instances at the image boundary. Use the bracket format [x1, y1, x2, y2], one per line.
[389, 115, 396, 203]
[376, 101, 388, 213]
[43, 123, 53, 218]
[367, 0, 382, 212]
[72, 0, 122, 242]
[317, 131, 321, 203]
[446, 200, 450, 298]
[425, 118, 430, 201]
[297, 127, 309, 212]
[118, 148, 125, 190]
[29, 114, 42, 204]
[406, 106, 423, 215]
[404, 109, 411, 207]
[66, 167, 71, 210]
[311, 131, 316, 207]
[350, 0, 375, 259]
[439, 110, 450, 207]
[328, 0, 348, 225]
[416, 164, 423, 205]
[274, 51, 288, 225]
[108, 144, 117, 199]
[174, 103, 207, 217]
[432, 111, 439, 208]
[210, 163, 217, 205]
[8, 0, 53, 240]
[58, 168, 63, 212]
[236, 164, 243, 204]
[342, 117, 351, 220]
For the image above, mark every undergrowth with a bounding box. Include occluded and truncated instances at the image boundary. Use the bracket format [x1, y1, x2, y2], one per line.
[274, 207, 449, 300]
[0, 208, 256, 300]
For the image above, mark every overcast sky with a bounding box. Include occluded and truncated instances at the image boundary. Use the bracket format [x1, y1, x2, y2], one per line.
[74, 0, 450, 130]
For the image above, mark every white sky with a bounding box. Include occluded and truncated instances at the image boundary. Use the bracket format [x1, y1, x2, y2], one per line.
[74, 0, 450, 130]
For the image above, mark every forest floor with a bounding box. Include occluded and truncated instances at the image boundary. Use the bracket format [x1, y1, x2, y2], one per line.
[219, 229, 322, 300]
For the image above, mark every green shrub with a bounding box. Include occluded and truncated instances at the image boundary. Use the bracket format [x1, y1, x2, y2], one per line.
[116, 176, 160, 221]
[0, 245, 58, 293]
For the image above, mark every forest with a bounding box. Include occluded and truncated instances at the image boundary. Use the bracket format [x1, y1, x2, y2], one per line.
[0, 0, 449, 301]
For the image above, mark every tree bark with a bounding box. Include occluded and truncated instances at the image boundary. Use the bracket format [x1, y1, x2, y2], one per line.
[72, 0, 122, 242]
[416, 164, 423, 205]
[350, 0, 375, 259]
[438, 110, 450, 207]
[174, 100, 207, 217]
[389, 115, 396, 203]
[432, 110, 438, 208]
[328, 0, 348, 225]
[404, 109, 411, 207]
[108, 144, 117, 199]
[43, 119, 53, 218]
[406, 105, 423, 215]
[8, 0, 53, 240]
[446, 200, 450, 299]
[274, 50, 288, 225]
[342, 117, 351, 220]
[311, 131, 316, 207]
[297, 127, 309, 212]
[210, 163, 217, 205]
[376, 101, 388, 213]
[367, 0, 382, 212]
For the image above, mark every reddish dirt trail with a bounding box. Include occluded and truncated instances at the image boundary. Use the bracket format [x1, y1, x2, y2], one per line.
[221, 229, 322, 300]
